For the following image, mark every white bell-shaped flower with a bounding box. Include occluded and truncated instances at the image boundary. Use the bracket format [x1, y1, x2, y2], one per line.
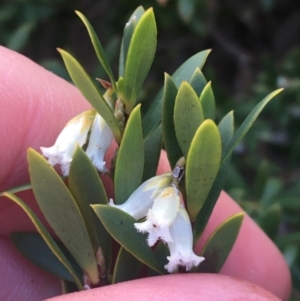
[85, 113, 114, 173]
[108, 172, 173, 220]
[134, 185, 181, 246]
[164, 206, 205, 273]
[41, 109, 96, 176]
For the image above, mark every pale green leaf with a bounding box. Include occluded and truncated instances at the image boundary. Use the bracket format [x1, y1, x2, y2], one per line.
[75, 11, 117, 94]
[222, 89, 283, 163]
[58, 49, 121, 143]
[199, 81, 215, 120]
[123, 8, 157, 113]
[11, 232, 82, 283]
[114, 104, 144, 204]
[92, 205, 164, 274]
[28, 149, 99, 284]
[119, 6, 145, 77]
[143, 49, 211, 136]
[162, 73, 182, 168]
[197, 212, 244, 273]
[112, 247, 143, 283]
[186, 120, 221, 221]
[68, 146, 111, 262]
[174, 82, 204, 157]
[189, 67, 207, 96]
[3, 192, 82, 289]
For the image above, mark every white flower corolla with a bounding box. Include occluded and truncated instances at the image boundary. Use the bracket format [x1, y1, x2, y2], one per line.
[85, 113, 113, 173]
[41, 109, 96, 176]
[134, 185, 181, 246]
[41, 109, 114, 176]
[164, 207, 205, 273]
[108, 172, 173, 220]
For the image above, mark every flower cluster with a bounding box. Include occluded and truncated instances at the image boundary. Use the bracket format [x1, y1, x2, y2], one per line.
[41, 109, 113, 176]
[109, 173, 205, 273]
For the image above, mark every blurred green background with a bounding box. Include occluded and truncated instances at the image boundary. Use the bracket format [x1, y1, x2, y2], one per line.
[1, 0, 299, 298]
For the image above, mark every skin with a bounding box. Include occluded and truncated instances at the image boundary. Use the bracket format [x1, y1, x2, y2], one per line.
[0, 46, 291, 301]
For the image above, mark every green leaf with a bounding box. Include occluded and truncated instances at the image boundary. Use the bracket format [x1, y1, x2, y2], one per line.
[58, 49, 121, 143]
[218, 111, 234, 152]
[178, 0, 195, 23]
[3, 192, 82, 289]
[119, 6, 145, 77]
[253, 160, 270, 199]
[68, 146, 111, 265]
[174, 82, 204, 158]
[75, 11, 117, 94]
[11, 232, 82, 283]
[92, 205, 164, 274]
[114, 104, 144, 204]
[7, 23, 34, 52]
[123, 8, 157, 113]
[142, 124, 162, 182]
[260, 178, 283, 209]
[222, 89, 283, 163]
[162, 73, 182, 169]
[186, 120, 221, 221]
[28, 149, 99, 284]
[112, 247, 143, 283]
[199, 81, 215, 120]
[189, 68, 207, 96]
[196, 212, 244, 273]
[143, 49, 211, 136]
[258, 203, 281, 239]
[193, 114, 234, 240]
[194, 155, 232, 241]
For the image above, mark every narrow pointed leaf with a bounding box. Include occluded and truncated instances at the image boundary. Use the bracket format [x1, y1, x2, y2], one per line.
[3, 192, 82, 289]
[162, 73, 182, 168]
[143, 49, 211, 136]
[68, 146, 109, 252]
[119, 6, 145, 77]
[253, 160, 270, 199]
[28, 149, 99, 284]
[112, 247, 143, 283]
[123, 8, 157, 113]
[199, 81, 215, 120]
[142, 123, 162, 182]
[196, 212, 244, 273]
[194, 114, 234, 240]
[114, 104, 144, 204]
[92, 205, 164, 274]
[258, 203, 281, 239]
[68, 148, 112, 270]
[174, 82, 204, 157]
[189, 68, 207, 96]
[75, 11, 117, 94]
[186, 120, 221, 221]
[11, 232, 82, 283]
[58, 49, 121, 143]
[218, 111, 234, 153]
[222, 89, 283, 163]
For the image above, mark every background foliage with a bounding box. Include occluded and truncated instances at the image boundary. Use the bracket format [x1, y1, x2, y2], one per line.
[1, 0, 300, 298]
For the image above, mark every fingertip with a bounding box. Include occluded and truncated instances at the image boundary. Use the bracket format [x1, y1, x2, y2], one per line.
[45, 274, 281, 301]
[195, 191, 291, 301]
